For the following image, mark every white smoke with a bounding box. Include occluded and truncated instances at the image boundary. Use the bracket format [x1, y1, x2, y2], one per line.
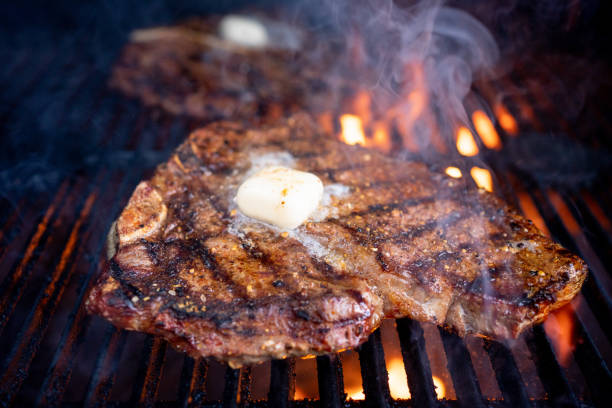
[292, 0, 500, 154]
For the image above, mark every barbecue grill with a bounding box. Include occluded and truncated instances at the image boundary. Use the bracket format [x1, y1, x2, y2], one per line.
[1, 0, 611, 407]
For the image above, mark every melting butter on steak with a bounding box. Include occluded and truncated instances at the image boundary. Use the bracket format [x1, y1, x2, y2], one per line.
[86, 114, 587, 367]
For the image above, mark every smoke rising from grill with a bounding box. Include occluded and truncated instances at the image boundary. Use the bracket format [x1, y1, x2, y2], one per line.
[293, 0, 500, 155]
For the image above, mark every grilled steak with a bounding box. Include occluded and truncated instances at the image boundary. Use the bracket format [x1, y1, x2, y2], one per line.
[109, 17, 345, 122]
[86, 114, 587, 367]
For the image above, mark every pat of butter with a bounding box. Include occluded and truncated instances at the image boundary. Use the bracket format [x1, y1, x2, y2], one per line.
[235, 166, 323, 229]
[219, 15, 269, 48]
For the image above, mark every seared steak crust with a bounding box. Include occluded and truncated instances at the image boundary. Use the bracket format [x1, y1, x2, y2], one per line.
[86, 114, 587, 367]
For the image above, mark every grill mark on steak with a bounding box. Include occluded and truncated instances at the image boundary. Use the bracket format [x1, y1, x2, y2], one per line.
[109, 260, 144, 298]
[86, 114, 587, 367]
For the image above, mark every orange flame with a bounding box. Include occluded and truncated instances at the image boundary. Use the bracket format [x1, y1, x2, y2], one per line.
[494, 103, 518, 136]
[544, 302, 577, 367]
[387, 358, 411, 399]
[432, 375, 446, 399]
[346, 387, 365, 400]
[456, 126, 479, 156]
[470, 167, 493, 192]
[472, 110, 502, 150]
[445, 166, 462, 179]
[340, 114, 366, 146]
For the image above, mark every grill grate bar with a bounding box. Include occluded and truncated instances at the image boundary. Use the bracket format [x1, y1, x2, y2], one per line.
[36, 170, 140, 405]
[316, 355, 343, 408]
[180, 357, 208, 407]
[0, 181, 70, 336]
[34, 105, 153, 405]
[358, 329, 390, 408]
[5, 83, 132, 400]
[138, 338, 168, 407]
[439, 329, 485, 408]
[570, 312, 612, 407]
[482, 340, 530, 408]
[0, 186, 99, 404]
[268, 358, 295, 408]
[395, 318, 438, 407]
[84, 327, 126, 407]
[223, 366, 240, 408]
[239, 365, 252, 407]
[523, 327, 579, 407]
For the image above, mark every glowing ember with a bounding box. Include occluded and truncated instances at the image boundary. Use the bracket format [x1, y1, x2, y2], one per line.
[455, 126, 479, 156]
[470, 167, 493, 192]
[387, 358, 411, 399]
[472, 110, 502, 150]
[494, 103, 518, 135]
[340, 114, 366, 146]
[445, 166, 462, 179]
[432, 375, 446, 399]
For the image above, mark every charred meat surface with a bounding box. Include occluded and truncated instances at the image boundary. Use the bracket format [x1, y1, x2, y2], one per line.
[86, 114, 587, 367]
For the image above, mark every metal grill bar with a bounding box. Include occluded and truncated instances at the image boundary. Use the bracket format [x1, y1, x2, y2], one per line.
[358, 329, 390, 407]
[223, 366, 240, 408]
[268, 358, 295, 408]
[0, 181, 69, 336]
[570, 314, 612, 407]
[180, 358, 208, 407]
[482, 340, 530, 407]
[84, 328, 126, 407]
[439, 329, 485, 408]
[239, 365, 252, 406]
[395, 318, 438, 407]
[0, 185, 98, 404]
[316, 355, 343, 408]
[523, 326, 579, 407]
[34, 104, 153, 404]
[138, 338, 168, 407]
